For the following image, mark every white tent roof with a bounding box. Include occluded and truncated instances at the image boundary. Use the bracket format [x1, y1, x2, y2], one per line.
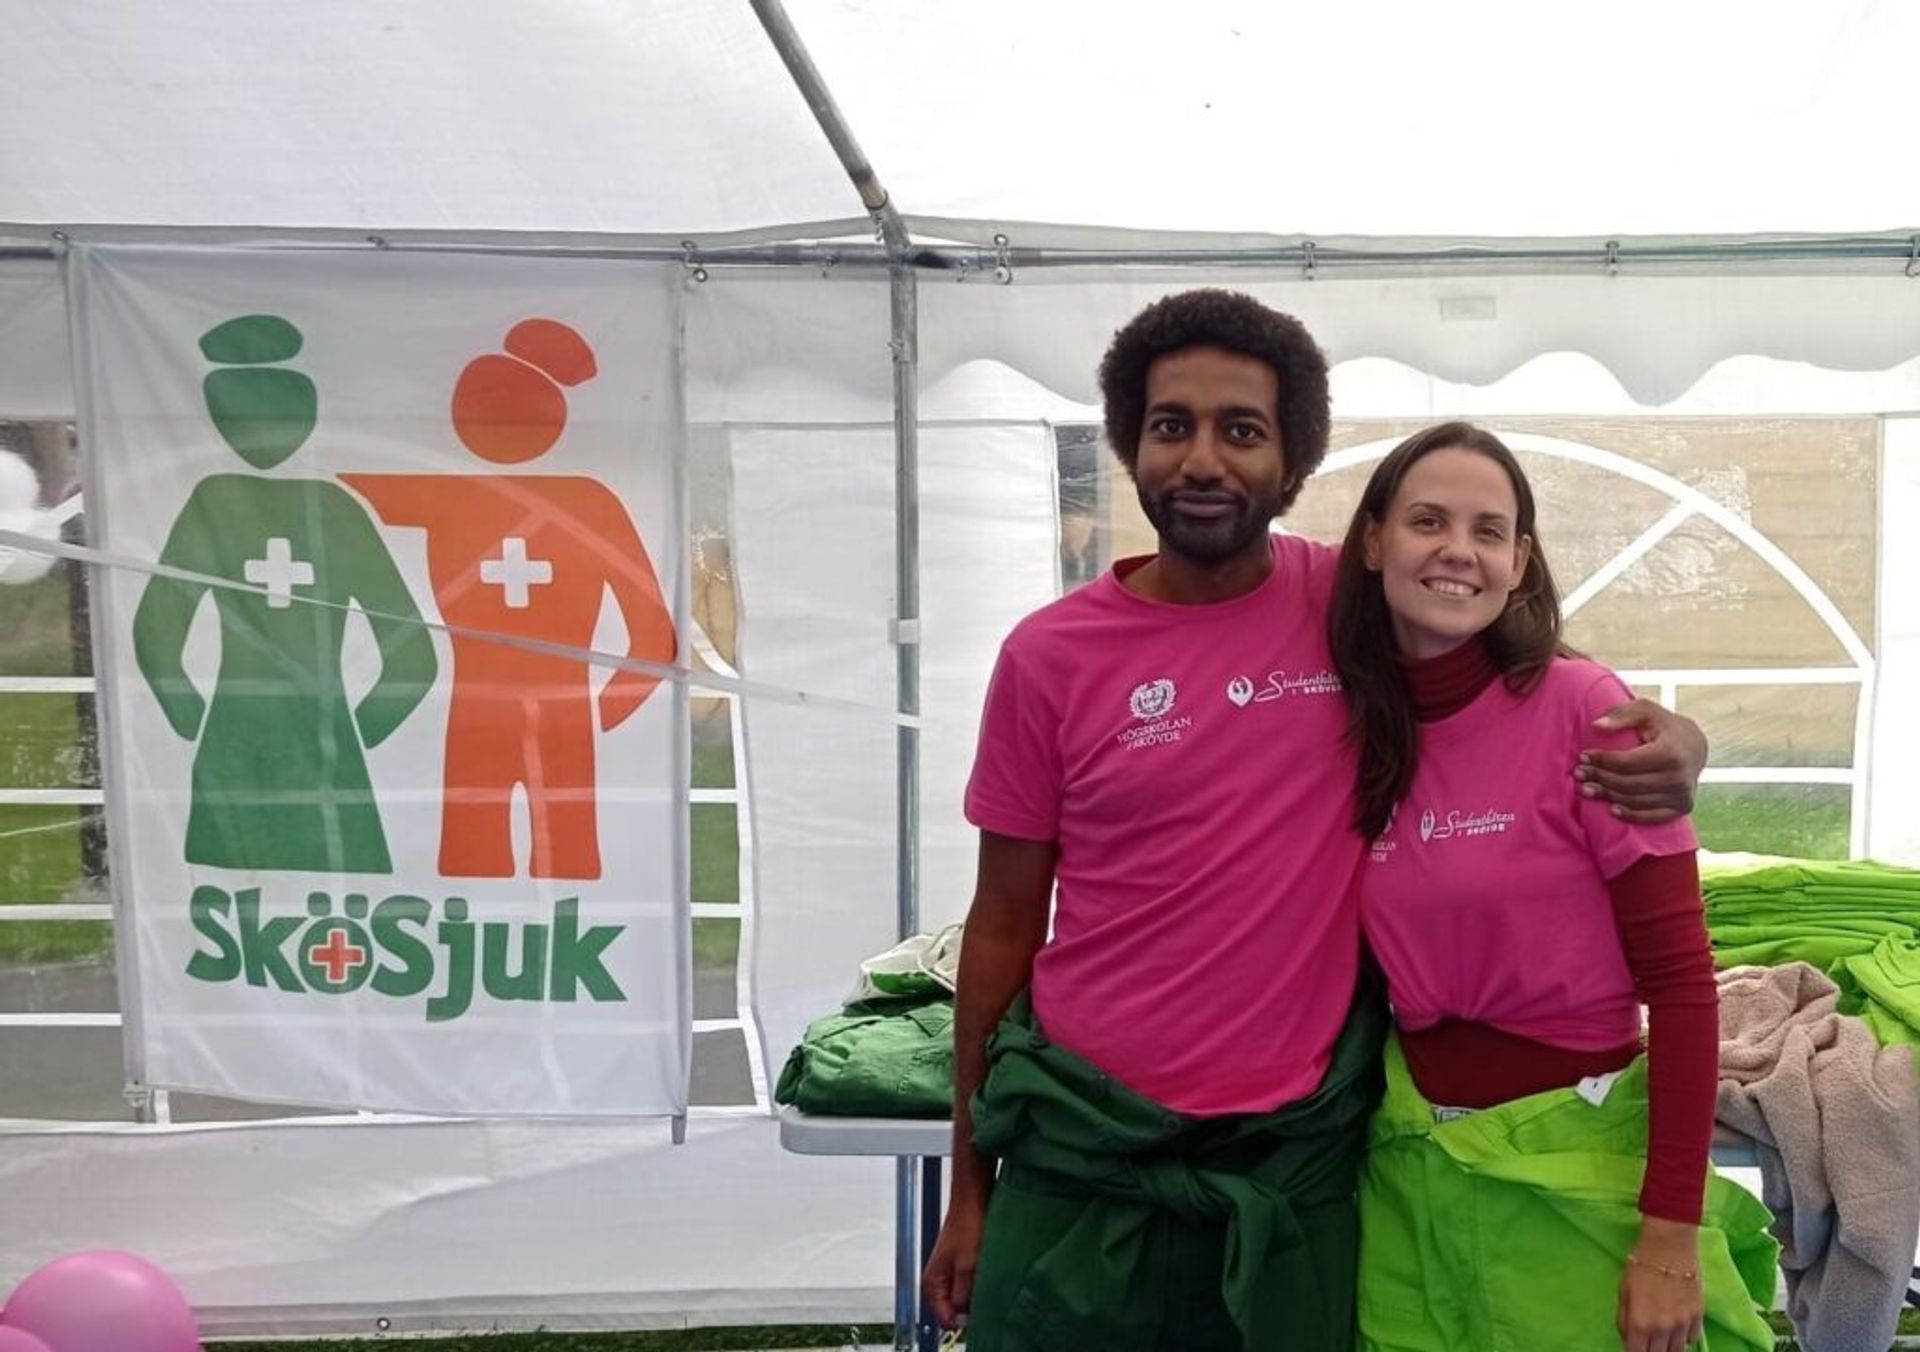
[4, 0, 1917, 241]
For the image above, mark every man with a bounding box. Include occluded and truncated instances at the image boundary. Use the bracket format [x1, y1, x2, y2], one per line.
[922, 290, 1705, 1349]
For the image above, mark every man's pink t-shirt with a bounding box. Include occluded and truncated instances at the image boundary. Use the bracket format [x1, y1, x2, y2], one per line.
[1359, 657, 1698, 1051]
[965, 534, 1363, 1116]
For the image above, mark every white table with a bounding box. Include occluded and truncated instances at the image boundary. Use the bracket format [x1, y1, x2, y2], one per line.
[780, 1108, 951, 1352]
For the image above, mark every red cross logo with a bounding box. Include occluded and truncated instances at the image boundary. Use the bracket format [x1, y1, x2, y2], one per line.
[308, 929, 368, 984]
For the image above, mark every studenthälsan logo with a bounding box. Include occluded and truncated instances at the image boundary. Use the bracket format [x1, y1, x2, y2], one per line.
[1226, 675, 1255, 707]
[1418, 805, 1519, 843]
[1130, 678, 1176, 721]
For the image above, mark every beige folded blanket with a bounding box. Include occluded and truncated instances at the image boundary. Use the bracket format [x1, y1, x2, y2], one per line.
[1717, 961, 1920, 1352]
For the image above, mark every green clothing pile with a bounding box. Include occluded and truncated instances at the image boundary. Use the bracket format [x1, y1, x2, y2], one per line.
[1703, 853, 1920, 1048]
[1359, 1039, 1779, 1351]
[774, 995, 954, 1117]
[965, 983, 1389, 1352]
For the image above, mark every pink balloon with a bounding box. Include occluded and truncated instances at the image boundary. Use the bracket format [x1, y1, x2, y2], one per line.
[2, 1251, 200, 1352]
[0, 1331, 53, 1352]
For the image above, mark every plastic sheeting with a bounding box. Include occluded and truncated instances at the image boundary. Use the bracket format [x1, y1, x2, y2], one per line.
[729, 420, 1058, 1075]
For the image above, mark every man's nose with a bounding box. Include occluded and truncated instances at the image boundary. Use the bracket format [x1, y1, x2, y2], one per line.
[1178, 428, 1228, 480]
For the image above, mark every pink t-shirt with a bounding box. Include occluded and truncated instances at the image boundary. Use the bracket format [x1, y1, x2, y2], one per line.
[965, 534, 1363, 1116]
[1359, 657, 1698, 1051]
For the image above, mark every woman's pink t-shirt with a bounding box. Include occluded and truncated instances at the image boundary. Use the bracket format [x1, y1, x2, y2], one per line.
[1360, 657, 1697, 1051]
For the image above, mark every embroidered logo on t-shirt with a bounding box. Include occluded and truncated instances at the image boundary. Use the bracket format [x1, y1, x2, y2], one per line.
[1129, 678, 1176, 721]
[1118, 679, 1187, 751]
[1370, 803, 1400, 862]
[1418, 807, 1518, 842]
[1237, 669, 1344, 705]
[1251, 668, 1344, 702]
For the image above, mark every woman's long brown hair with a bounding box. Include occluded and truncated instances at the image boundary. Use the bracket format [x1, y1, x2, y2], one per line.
[1329, 422, 1570, 840]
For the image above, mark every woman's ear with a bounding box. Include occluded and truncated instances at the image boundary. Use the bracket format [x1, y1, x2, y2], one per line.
[1512, 533, 1534, 588]
[1362, 519, 1383, 571]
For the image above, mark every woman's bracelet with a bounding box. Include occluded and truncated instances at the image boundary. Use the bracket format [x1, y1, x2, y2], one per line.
[1626, 1252, 1699, 1283]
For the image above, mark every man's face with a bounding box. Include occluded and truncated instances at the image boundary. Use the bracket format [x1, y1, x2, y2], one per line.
[1132, 346, 1289, 565]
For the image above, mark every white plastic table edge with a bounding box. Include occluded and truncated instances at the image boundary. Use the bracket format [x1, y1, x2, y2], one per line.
[777, 1107, 1758, 1168]
[778, 1105, 952, 1157]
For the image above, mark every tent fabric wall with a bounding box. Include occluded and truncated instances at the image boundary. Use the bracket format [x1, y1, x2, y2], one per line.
[915, 272, 1920, 409]
[0, 261, 71, 418]
[728, 423, 897, 1076]
[729, 419, 1059, 1072]
[794, 0, 1920, 238]
[4, 1, 1916, 238]
[0, 1, 858, 235]
[17, 261, 1920, 421]
[0, 1114, 892, 1336]
[688, 269, 1920, 417]
[916, 424, 1061, 930]
[1869, 417, 1920, 865]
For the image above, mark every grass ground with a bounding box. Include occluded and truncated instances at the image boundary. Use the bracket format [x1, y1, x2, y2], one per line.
[225, 1329, 888, 1351]
[1693, 782, 1853, 860]
[214, 1309, 1920, 1350]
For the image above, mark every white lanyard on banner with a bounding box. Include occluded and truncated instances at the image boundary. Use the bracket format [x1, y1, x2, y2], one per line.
[0, 527, 922, 729]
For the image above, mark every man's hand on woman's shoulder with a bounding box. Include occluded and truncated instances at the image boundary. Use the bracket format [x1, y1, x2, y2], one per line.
[1577, 699, 1709, 825]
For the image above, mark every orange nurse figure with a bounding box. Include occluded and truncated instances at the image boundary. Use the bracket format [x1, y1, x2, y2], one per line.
[345, 319, 676, 880]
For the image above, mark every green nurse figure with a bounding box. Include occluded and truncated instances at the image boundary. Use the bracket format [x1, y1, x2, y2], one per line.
[132, 315, 436, 872]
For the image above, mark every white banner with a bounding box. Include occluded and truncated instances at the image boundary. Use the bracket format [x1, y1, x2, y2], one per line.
[73, 245, 689, 1115]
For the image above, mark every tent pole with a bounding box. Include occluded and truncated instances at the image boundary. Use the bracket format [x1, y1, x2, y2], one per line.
[12, 233, 1920, 273]
[747, 4, 923, 1348]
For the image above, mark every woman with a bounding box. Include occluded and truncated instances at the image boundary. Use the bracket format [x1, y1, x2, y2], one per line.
[1328, 423, 1777, 1351]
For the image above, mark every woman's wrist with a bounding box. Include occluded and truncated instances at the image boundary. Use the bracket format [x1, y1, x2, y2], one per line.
[1631, 1215, 1701, 1279]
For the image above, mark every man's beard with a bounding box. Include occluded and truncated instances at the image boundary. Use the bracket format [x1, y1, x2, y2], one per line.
[1136, 482, 1282, 565]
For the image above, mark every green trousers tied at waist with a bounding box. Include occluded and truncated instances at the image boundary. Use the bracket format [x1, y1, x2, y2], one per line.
[966, 979, 1390, 1352]
[1359, 1036, 1779, 1351]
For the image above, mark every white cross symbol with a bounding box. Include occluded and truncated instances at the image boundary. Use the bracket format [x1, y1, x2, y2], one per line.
[479, 536, 554, 609]
[243, 536, 314, 609]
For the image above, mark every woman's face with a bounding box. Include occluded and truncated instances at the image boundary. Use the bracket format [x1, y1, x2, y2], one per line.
[1363, 446, 1533, 661]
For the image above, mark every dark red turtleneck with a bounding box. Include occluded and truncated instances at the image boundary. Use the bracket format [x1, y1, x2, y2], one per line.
[1391, 639, 1716, 1225]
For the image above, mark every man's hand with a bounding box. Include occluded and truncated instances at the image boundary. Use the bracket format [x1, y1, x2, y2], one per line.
[922, 1195, 986, 1330]
[925, 830, 1054, 1333]
[1576, 699, 1708, 825]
